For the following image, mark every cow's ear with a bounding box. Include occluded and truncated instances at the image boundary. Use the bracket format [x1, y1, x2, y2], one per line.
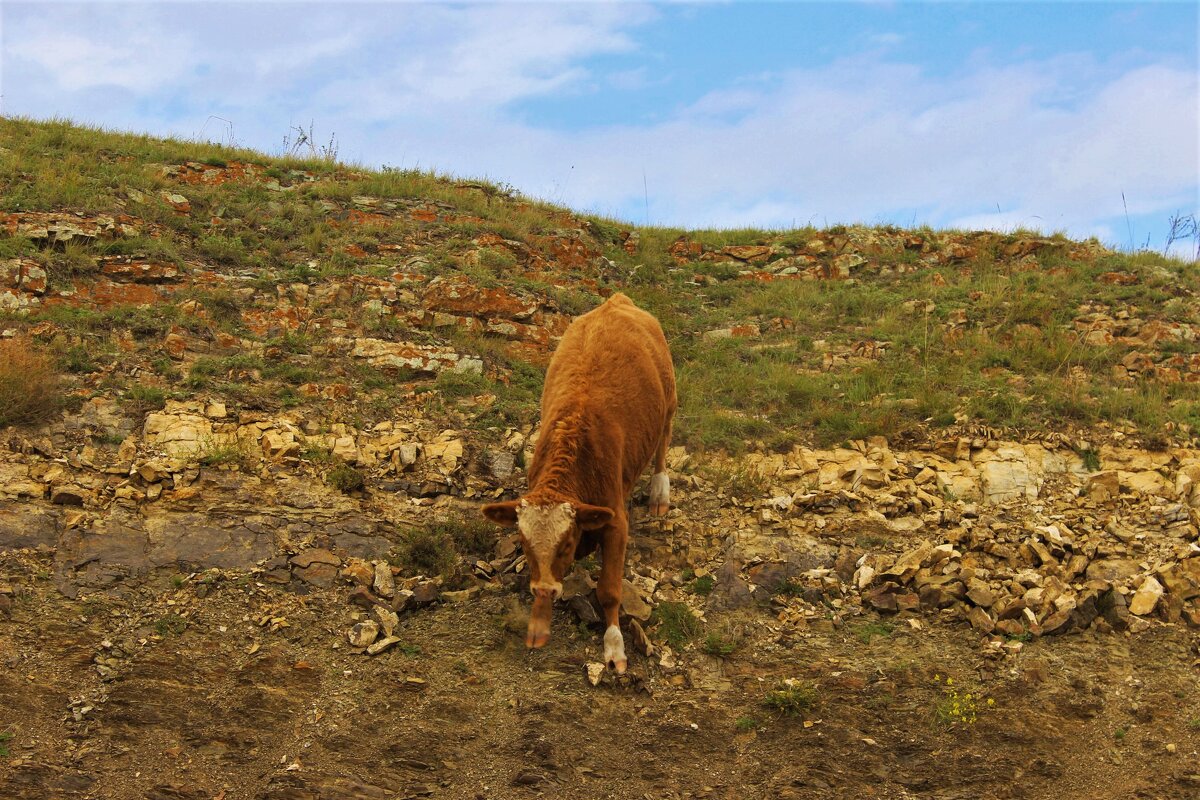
[482, 501, 520, 527]
[574, 503, 614, 530]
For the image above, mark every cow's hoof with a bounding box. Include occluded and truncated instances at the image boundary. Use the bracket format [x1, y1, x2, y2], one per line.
[608, 657, 627, 675]
[649, 502, 669, 517]
[526, 631, 550, 649]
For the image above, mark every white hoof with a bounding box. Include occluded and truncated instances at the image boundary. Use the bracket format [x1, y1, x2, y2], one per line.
[649, 472, 670, 516]
[604, 624, 627, 674]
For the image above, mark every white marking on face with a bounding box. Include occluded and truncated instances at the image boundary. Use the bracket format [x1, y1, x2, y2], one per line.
[517, 501, 574, 584]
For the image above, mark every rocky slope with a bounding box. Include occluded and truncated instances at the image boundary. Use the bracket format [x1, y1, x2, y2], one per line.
[1, 118, 1198, 798]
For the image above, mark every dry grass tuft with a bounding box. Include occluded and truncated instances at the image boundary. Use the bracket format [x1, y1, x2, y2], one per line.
[0, 338, 62, 428]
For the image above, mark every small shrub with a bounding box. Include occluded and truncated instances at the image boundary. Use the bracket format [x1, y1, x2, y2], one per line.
[1113, 726, 1127, 741]
[60, 344, 98, 374]
[300, 444, 336, 465]
[0, 338, 62, 427]
[0, 731, 12, 757]
[1077, 447, 1101, 472]
[194, 289, 244, 328]
[436, 369, 490, 400]
[429, 517, 495, 557]
[735, 716, 758, 733]
[151, 357, 181, 381]
[701, 631, 739, 657]
[690, 574, 715, 595]
[327, 462, 365, 493]
[650, 601, 702, 649]
[707, 463, 769, 499]
[125, 384, 167, 416]
[198, 440, 254, 470]
[763, 680, 818, 716]
[197, 233, 248, 265]
[774, 579, 806, 597]
[154, 613, 187, 636]
[932, 675, 993, 727]
[398, 526, 456, 576]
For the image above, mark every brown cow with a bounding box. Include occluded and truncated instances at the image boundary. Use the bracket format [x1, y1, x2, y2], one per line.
[482, 293, 676, 673]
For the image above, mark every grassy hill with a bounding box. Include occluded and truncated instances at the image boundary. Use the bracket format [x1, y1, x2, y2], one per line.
[2, 116, 1197, 454]
[2, 117, 1200, 799]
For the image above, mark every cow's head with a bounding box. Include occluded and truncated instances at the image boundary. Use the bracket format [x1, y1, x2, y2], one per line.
[482, 498, 613, 648]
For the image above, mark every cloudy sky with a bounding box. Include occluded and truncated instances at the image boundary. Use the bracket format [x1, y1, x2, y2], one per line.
[3, 1, 1197, 255]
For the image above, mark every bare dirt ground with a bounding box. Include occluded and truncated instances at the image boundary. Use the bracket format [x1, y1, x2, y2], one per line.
[3, 544, 1198, 800]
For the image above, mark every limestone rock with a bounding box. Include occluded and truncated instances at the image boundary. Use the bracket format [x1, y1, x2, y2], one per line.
[373, 607, 400, 637]
[373, 561, 395, 598]
[586, 662, 605, 687]
[348, 621, 379, 648]
[620, 579, 652, 621]
[1129, 576, 1164, 616]
[367, 635, 402, 655]
[965, 605, 995, 633]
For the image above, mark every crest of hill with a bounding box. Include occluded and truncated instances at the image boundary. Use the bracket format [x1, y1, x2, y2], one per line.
[0, 116, 1197, 455]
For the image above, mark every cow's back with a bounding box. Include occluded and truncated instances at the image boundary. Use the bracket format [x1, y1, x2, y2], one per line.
[538, 294, 675, 494]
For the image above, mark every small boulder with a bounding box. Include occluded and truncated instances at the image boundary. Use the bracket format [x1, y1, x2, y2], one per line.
[1129, 576, 1164, 616]
[348, 620, 379, 648]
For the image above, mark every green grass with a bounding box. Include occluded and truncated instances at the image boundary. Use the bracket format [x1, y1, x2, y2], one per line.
[774, 579, 806, 597]
[762, 681, 818, 716]
[701, 631, 740, 657]
[396, 526, 457, 577]
[426, 516, 496, 557]
[327, 462, 365, 493]
[124, 384, 168, 416]
[198, 440, 254, 470]
[649, 602, 702, 649]
[854, 620, 895, 644]
[0, 731, 11, 757]
[154, 613, 188, 636]
[2, 115, 1197, 455]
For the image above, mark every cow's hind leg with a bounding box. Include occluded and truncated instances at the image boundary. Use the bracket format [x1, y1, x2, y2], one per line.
[596, 518, 629, 673]
[648, 419, 672, 517]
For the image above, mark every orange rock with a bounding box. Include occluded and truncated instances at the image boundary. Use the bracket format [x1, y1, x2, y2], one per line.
[619, 230, 640, 254]
[1098, 271, 1139, 285]
[667, 235, 703, 263]
[164, 332, 188, 359]
[422, 275, 539, 320]
[723, 244, 772, 263]
[532, 234, 599, 270]
[99, 257, 180, 284]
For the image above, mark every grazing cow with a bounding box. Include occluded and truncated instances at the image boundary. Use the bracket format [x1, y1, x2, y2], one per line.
[482, 293, 676, 673]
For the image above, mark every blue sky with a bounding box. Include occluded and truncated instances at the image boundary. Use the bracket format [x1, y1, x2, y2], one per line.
[2, 1, 1197, 256]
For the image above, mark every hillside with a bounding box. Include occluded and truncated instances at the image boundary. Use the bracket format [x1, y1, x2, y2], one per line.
[1, 117, 1199, 799]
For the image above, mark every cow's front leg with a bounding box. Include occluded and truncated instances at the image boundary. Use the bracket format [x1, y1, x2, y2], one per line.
[596, 518, 629, 674]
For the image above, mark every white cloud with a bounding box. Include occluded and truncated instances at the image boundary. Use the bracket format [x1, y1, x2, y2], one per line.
[1, 2, 1195, 253]
[7, 8, 194, 92]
